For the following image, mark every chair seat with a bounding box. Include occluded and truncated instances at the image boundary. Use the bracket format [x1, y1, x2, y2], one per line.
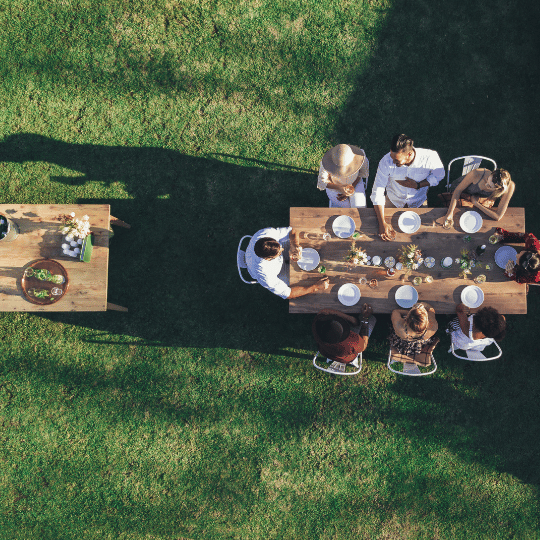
[389, 347, 432, 367]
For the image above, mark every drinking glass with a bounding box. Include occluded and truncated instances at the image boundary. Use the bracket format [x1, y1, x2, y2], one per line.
[368, 279, 378, 289]
[489, 234, 501, 245]
[413, 276, 422, 286]
[474, 274, 487, 284]
[322, 232, 331, 241]
[442, 219, 453, 230]
[425, 275, 433, 284]
[358, 277, 368, 286]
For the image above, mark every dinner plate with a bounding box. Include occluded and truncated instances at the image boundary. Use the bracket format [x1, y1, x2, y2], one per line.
[337, 283, 361, 306]
[372, 255, 382, 266]
[398, 211, 421, 234]
[332, 215, 356, 238]
[494, 246, 518, 269]
[395, 285, 418, 308]
[460, 211, 483, 233]
[424, 256, 435, 268]
[461, 285, 484, 308]
[297, 247, 320, 271]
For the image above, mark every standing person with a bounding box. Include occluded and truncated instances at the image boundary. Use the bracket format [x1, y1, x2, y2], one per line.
[317, 144, 369, 208]
[245, 226, 329, 299]
[442, 168, 515, 224]
[389, 302, 439, 356]
[371, 134, 445, 240]
[447, 303, 506, 352]
[494, 227, 540, 284]
[312, 304, 376, 363]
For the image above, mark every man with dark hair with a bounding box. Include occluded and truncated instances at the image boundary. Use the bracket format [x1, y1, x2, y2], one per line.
[245, 227, 329, 299]
[370, 134, 445, 241]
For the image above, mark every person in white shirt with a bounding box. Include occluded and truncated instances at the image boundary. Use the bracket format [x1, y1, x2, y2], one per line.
[370, 134, 445, 241]
[317, 144, 369, 208]
[245, 227, 329, 299]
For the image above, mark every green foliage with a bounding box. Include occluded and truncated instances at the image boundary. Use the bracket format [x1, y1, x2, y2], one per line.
[0, 0, 539, 538]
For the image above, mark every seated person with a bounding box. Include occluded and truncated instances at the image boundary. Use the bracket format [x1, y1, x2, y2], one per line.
[442, 168, 514, 224]
[447, 303, 506, 351]
[312, 304, 375, 363]
[494, 227, 540, 284]
[317, 144, 369, 208]
[371, 134, 445, 241]
[389, 302, 438, 357]
[245, 226, 329, 299]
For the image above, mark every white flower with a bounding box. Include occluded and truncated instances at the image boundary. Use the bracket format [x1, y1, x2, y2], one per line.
[470, 261, 476, 268]
[352, 258, 359, 265]
[408, 252, 414, 259]
[412, 263, 419, 270]
[70, 212, 76, 217]
[417, 258, 424, 265]
[455, 258, 460, 264]
[83, 215, 89, 221]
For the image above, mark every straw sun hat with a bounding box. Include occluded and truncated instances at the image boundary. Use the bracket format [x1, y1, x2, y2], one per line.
[321, 144, 365, 177]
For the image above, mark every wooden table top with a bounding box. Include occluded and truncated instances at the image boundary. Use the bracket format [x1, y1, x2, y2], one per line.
[289, 207, 526, 314]
[0, 204, 110, 311]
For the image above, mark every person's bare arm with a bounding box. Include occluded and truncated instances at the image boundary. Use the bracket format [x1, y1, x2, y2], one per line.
[374, 204, 395, 241]
[441, 172, 476, 225]
[472, 181, 515, 221]
[289, 228, 302, 261]
[456, 303, 471, 334]
[288, 277, 329, 299]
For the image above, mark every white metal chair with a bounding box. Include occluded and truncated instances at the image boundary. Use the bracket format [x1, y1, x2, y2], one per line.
[445, 155, 497, 190]
[449, 340, 502, 361]
[237, 235, 257, 284]
[387, 338, 439, 377]
[312, 351, 362, 376]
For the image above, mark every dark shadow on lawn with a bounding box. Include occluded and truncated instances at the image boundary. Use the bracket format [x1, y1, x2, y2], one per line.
[0, 133, 327, 356]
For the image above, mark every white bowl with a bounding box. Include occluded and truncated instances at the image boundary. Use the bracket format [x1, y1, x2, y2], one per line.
[332, 215, 356, 238]
[460, 211, 483, 233]
[296, 248, 320, 271]
[461, 285, 484, 308]
[398, 211, 421, 234]
[338, 283, 361, 306]
[395, 285, 418, 308]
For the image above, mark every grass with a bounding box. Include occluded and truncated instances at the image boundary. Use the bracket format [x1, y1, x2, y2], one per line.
[0, 0, 539, 538]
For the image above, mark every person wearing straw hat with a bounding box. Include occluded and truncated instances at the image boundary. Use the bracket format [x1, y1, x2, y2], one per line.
[317, 144, 369, 208]
[370, 134, 444, 241]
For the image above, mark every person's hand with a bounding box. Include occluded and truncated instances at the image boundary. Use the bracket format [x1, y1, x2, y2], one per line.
[378, 222, 396, 241]
[315, 277, 330, 291]
[436, 215, 453, 228]
[290, 245, 302, 262]
[395, 177, 418, 189]
[342, 184, 355, 196]
[361, 303, 373, 319]
[461, 193, 472, 203]
[336, 193, 348, 201]
[478, 197, 495, 208]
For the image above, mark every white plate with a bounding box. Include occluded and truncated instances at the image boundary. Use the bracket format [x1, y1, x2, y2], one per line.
[372, 256, 382, 266]
[398, 211, 421, 234]
[494, 246, 517, 269]
[395, 285, 418, 308]
[338, 283, 361, 306]
[332, 215, 356, 238]
[297, 247, 320, 271]
[461, 285, 484, 308]
[460, 211, 483, 233]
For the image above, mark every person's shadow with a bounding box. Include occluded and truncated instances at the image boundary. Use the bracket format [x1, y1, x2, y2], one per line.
[0, 133, 321, 354]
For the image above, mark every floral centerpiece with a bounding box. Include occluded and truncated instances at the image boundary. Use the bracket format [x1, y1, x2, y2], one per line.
[398, 244, 423, 274]
[59, 212, 91, 239]
[456, 248, 483, 279]
[344, 241, 368, 268]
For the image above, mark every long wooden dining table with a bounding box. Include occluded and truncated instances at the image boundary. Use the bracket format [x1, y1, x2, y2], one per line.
[289, 207, 526, 314]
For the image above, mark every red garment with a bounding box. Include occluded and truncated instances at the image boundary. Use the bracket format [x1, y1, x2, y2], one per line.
[312, 317, 367, 363]
[496, 228, 540, 284]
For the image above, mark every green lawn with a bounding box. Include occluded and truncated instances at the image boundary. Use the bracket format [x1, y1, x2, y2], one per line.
[0, 0, 539, 538]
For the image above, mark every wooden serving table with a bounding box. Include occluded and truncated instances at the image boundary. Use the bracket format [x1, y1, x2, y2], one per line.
[0, 204, 126, 312]
[289, 207, 526, 314]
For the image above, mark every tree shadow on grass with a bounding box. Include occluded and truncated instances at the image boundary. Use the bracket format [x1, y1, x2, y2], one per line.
[0, 133, 327, 355]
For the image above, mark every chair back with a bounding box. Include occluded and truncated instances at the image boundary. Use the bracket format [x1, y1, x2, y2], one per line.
[449, 340, 502, 361]
[312, 351, 362, 376]
[387, 338, 439, 376]
[237, 235, 257, 284]
[446, 155, 497, 190]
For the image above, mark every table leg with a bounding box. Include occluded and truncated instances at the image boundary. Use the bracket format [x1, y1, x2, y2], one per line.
[107, 303, 128, 312]
[110, 215, 131, 229]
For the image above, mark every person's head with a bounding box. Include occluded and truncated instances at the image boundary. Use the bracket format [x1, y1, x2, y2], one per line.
[405, 303, 429, 334]
[474, 306, 506, 340]
[315, 315, 350, 344]
[486, 168, 511, 198]
[517, 249, 540, 275]
[254, 237, 282, 259]
[389, 134, 415, 166]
